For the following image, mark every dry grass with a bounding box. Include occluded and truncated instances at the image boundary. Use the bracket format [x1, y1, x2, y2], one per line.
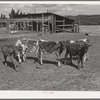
[0, 28, 100, 91]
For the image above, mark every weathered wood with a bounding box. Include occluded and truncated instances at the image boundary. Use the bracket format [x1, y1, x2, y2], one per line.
[19, 22, 24, 30]
[47, 21, 50, 33]
[56, 24, 73, 27]
[53, 16, 56, 33]
[8, 20, 10, 37]
[42, 14, 44, 34]
[23, 22, 26, 30]
[43, 23, 49, 26]
[0, 18, 49, 22]
[55, 20, 64, 22]
[37, 21, 38, 32]
[63, 19, 65, 30]
[52, 14, 54, 33]
[7, 20, 9, 30]
[0, 13, 75, 33]
[16, 22, 18, 30]
[55, 26, 72, 32]
[31, 21, 33, 31]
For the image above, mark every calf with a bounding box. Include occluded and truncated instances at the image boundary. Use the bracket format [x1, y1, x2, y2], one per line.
[15, 38, 39, 63]
[64, 40, 91, 69]
[65, 39, 90, 62]
[22, 38, 39, 53]
[77, 39, 90, 62]
[2, 44, 19, 71]
[15, 39, 27, 63]
[38, 39, 65, 67]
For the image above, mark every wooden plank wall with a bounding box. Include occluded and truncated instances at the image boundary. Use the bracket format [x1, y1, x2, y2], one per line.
[0, 14, 77, 33]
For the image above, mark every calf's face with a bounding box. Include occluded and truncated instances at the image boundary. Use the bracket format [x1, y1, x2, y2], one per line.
[59, 41, 66, 50]
[14, 45, 24, 63]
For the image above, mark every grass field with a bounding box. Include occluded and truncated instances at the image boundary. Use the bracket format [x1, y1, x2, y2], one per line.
[80, 25, 100, 36]
[0, 27, 100, 91]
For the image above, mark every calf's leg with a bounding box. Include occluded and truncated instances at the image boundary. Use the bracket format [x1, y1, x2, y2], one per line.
[22, 51, 27, 62]
[58, 60, 61, 67]
[70, 54, 73, 65]
[77, 55, 81, 70]
[64, 51, 69, 59]
[39, 51, 43, 65]
[3, 54, 7, 66]
[10, 55, 17, 71]
[83, 53, 87, 62]
[23, 54, 27, 61]
[41, 52, 43, 65]
[83, 52, 89, 62]
[80, 56, 83, 68]
[38, 48, 43, 65]
[86, 52, 89, 60]
[18, 52, 22, 63]
[55, 51, 61, 67]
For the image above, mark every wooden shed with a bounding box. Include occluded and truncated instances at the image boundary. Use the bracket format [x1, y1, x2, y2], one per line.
[0, 12, 79, 34]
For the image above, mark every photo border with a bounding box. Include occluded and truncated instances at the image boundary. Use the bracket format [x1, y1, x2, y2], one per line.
[0, 1, 100, 99]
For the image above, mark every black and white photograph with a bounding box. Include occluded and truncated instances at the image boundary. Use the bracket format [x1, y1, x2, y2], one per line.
[0, 1, 100, 98]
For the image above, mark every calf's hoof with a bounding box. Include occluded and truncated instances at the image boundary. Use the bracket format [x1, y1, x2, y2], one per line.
[77, 67, 80, 70]
[80, 67, 83, 70]
[18, 60, 22, 64]
[19, 61, 22, 64]
[14, 65, 18, 72]
[58, 65, 61, 68]
[63, 61, 67, 65]
[5, 63, 7, 67]
[14, 67, 18, 72]
[14, 68, 18, 72]
[15, 69, 18, 72]
[22, 59, 26, 62]
[40, 63, 43, 66]
[77, 66, 83, 70]
[86, 59, 88, 61]
[19, 63, 21, 65]
[23, 58, 26, 62]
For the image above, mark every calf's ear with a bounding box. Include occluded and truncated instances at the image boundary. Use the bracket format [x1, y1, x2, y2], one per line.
[60, 41, 65, 45]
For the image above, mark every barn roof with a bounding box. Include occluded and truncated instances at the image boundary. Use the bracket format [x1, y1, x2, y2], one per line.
[27, 12, 74, 21]
[13, 12, 74, 22]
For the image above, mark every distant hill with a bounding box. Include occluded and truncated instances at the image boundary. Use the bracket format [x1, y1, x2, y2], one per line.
[65, 15, 100, 25]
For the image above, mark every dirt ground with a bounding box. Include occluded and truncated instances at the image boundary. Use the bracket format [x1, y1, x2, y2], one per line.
[0, 31, 100, 91]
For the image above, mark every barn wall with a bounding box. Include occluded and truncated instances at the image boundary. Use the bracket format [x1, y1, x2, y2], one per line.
[52, 14, 75, 33]
[0, 13, 77, 34]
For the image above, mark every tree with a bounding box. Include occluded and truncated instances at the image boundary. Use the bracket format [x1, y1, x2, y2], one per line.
[20, 11, 23, 15]
[9, 9, 16, 18]
[3, 14, 5, 18]
[16, 10, 20, 16]
[1, 14, 3, 18]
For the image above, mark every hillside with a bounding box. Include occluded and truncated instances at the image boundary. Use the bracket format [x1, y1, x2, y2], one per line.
[66, 15, 100, 25]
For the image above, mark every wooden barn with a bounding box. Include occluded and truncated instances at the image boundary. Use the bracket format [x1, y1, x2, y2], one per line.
[0, 12, 79, 34]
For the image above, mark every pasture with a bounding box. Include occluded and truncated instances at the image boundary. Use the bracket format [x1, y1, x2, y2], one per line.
[0, 26, 100, 91]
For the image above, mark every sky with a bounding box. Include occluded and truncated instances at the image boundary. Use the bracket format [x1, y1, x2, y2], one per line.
[0, 4, 100, 17]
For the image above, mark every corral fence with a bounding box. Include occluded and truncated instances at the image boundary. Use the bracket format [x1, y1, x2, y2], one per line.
[0, 17, 79, 35]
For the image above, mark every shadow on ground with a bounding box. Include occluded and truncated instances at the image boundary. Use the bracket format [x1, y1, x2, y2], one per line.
[27, 56, 79, 70]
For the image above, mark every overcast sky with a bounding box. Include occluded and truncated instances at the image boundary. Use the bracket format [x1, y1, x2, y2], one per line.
[0, 4, 100, 17]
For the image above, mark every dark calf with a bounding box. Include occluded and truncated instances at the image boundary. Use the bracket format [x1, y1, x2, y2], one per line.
[38, 40, 65, 67]
[2, 44, 19, 71]
[64, 40, 91, 69]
